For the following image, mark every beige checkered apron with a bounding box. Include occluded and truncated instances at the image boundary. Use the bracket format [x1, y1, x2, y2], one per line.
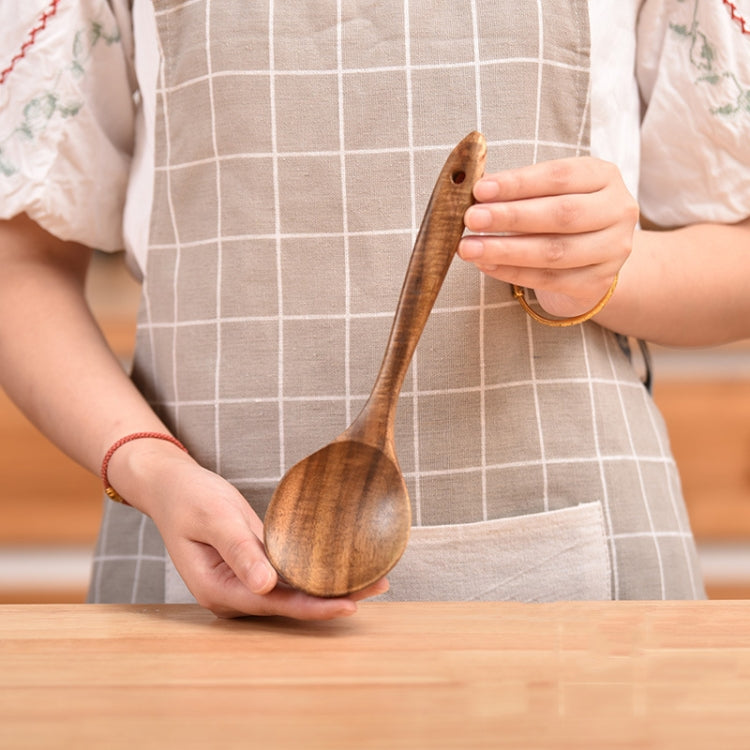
[88, 0, 705, 603]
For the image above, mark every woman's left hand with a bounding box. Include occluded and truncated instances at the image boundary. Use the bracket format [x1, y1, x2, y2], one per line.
[458, 157, 639, 319]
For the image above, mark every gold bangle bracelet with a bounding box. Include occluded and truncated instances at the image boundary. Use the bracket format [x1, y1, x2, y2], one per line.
[511, 273, 619, 328]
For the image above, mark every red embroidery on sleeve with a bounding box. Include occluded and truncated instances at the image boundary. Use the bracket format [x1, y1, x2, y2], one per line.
[722, 0, 750, 35]
[0, 0, 62, 86]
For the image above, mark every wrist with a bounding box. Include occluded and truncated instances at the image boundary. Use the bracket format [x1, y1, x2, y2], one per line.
[102, 433, 192, 512]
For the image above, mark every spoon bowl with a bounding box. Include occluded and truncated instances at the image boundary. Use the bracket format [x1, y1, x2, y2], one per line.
[264, 440, 409, 597]
[264, 131, 487, 597]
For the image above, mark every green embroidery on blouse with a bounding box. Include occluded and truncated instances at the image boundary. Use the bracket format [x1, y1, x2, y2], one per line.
[670, 0, 750, 117]
[0, 19, 122, 178]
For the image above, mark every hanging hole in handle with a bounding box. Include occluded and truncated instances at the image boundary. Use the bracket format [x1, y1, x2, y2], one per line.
[451, 170, 466, 185]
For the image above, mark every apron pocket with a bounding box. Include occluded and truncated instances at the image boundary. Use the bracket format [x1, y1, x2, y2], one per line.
[377, 501, 612, 602]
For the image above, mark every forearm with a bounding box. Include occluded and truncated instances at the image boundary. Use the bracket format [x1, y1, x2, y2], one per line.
[0, 215, 168, 478]
[595, 218, 750, 346]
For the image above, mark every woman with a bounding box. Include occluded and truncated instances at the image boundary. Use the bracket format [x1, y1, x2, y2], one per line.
[1, 0, 748, 618]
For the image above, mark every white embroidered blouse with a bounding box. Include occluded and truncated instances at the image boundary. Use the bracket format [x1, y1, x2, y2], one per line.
[1, 0, 749, 275]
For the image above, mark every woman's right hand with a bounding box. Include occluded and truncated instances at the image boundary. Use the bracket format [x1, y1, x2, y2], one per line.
[106, 438, 389, 619]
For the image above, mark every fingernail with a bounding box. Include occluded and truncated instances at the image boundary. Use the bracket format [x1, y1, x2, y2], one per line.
[248, 560, 274, 592]
[375, 578, 390, 594]
[465, 206, 492, 230]
[474, 179, 499, 201]
[459, 237, 483, 259]
[368, 578, 390, 597]
[333, 602, 357, 617]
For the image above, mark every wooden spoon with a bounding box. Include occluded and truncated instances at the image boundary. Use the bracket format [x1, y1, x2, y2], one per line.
[264, 131, 487, 597]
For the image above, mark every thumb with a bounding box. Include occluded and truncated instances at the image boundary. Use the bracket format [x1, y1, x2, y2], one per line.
[214, 522, 279, 595]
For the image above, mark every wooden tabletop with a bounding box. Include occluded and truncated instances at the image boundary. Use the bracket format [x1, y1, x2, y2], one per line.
[2, 601, 750, 749]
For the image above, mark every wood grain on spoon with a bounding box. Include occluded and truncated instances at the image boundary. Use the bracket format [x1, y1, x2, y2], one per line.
[264, 132, 487, 597]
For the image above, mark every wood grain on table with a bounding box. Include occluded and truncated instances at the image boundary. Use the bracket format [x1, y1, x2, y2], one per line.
[1, 601, 750, 749]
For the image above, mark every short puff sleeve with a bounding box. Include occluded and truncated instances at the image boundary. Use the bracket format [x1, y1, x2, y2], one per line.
[637, 0, 750, 226]
[0, 0, 135, 250]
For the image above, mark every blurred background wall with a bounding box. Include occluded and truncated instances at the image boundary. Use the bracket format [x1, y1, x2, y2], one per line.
[1, 252, 749, 602]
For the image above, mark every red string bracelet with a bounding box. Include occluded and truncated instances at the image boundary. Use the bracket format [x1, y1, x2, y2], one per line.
[101, 432, 188, 505]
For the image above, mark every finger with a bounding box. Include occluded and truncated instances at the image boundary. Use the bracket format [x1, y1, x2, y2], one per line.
[473, 157, 614, 203]
[205, 513, 278, 595]
[464, 189, 620, 236]
[242, 577, 391, 619]
[216, 577, 362, 620]
[254, 585, 359, 619]
[473, 262, 618, 310]
[224, 575, 390, 619]
[349, 577, 389, 601]
[459, 224, 628, 271]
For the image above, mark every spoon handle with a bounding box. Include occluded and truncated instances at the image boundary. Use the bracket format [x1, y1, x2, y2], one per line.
[347, 131, 487, 450]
